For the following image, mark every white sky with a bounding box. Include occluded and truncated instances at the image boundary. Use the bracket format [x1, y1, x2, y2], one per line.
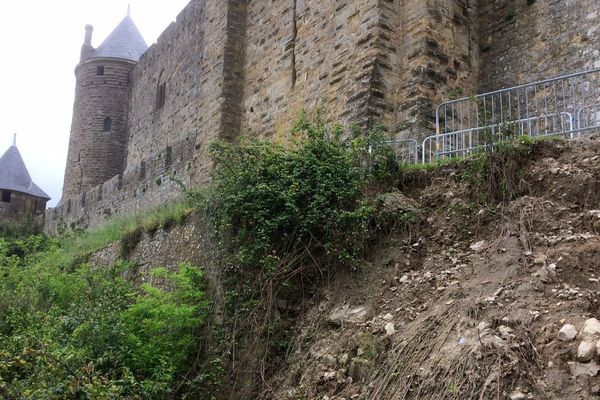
[0, 0, 190, 206]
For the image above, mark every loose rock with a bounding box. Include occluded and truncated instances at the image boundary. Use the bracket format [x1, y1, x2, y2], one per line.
[569, 360, 600, 377]
[328, 305, 373, 326]
[498, 325, 515, 339]
[509, 391, 526, 400]
[385, 323, 396, 336]
[558, 324, 578, 342]
[583, 318, 600, 337]
[470, 240, 486, 252]
[578, 340, 596, 362]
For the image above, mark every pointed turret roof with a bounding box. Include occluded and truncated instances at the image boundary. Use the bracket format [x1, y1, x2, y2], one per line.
[92, 14, 148, 62]
[0, 143, 50, 200]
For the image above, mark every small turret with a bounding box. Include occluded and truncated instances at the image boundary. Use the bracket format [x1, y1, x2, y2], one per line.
[0, 138, 50, 222]
[63, 11, 148, 199]
[81, 25, 94, 61]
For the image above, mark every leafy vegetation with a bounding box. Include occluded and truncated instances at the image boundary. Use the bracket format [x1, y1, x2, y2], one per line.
[206, 113, 378, 274]
[0, 220, 209, 399]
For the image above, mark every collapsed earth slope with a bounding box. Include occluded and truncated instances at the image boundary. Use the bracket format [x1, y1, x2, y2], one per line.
[259, 135, 600, 400]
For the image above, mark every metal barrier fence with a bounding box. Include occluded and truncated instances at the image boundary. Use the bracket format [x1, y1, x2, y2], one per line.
[368, 139, 419, 167]
[437, 68, 600, 137]
[371, 69, 600, 165]
[421, 112, 575, 163]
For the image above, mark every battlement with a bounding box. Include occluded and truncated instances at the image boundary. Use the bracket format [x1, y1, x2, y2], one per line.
[44, 134, 196, 234]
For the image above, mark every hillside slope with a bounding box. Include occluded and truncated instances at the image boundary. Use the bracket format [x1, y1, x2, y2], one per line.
[257, 135, 600, 399]
[78, 134, 600, 399]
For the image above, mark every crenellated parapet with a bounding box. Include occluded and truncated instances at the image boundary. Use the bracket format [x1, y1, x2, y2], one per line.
[45, 134, 196, 234]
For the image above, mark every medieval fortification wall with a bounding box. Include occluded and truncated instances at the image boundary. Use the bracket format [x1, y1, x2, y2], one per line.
[44, 0, 600, 234]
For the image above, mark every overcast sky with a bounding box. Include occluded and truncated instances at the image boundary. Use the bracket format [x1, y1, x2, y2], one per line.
[0, 0, 190, 206]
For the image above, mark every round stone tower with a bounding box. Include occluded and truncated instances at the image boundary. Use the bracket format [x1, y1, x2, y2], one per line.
[62, 10, 148, 200]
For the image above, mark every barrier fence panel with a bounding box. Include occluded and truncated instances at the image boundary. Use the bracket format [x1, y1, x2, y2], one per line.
[369, 139, 420, 166]
[430, 68, 600, 160]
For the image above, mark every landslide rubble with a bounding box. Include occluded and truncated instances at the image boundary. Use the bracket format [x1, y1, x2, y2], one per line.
[258, 135, 600, 400]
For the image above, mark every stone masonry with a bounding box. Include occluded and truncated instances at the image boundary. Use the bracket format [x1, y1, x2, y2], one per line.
[45, 0, 600, 233]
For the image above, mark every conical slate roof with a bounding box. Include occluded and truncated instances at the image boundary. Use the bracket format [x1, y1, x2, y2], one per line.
[0, 145, 50, 200]
[93, 15, 148, 62]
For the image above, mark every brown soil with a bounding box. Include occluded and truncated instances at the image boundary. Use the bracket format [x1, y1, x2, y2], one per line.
[258, 135, 600, 400]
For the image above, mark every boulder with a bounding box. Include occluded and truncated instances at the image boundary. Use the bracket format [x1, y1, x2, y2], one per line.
[328, 305, 373, 326]
[578, 340, 596, 362]
[558, 324, 578, 342]
[378, 191, 419, 217]
[583, 318, 600, 337]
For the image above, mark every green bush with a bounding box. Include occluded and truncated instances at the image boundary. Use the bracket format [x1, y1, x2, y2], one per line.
[123, 265, 209, 380]
[207, 112, 378, 274]
[0, 231, 210, 400]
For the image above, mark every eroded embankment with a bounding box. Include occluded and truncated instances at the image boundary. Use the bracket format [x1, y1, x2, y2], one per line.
[254, 135, 600, 400]
[86, 134, 600, 400]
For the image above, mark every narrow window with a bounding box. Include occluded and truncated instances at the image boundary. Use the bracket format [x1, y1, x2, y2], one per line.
[157, 83, 166, 109]
[1, 190, 11, 203]
[97, 65, 105, 76]
[103, 117, 112, 132]
[156, 70, 166, 110]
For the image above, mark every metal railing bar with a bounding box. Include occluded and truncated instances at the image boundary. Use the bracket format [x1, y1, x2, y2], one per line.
[437, 67, 600, 110]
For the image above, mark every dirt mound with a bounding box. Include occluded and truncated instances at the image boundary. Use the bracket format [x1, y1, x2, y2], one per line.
[258, 135, 600, 399]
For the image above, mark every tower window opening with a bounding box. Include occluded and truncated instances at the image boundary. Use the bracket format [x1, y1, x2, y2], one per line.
[157, 82, 166, 110]
[103, 117, 112, 132]
[1, 190, 11, 203]
[97, 65, 105, 76]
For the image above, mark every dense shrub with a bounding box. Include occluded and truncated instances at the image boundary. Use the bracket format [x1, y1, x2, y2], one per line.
[207, 113, 381, 274]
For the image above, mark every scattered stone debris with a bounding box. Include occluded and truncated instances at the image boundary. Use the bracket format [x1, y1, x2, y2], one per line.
[328, 305, 373, 326]
[261, 138, 600, 399]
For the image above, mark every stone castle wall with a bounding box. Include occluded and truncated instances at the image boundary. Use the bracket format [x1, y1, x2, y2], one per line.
[44, 134, 196, 234]
[478, 0, 600, 90]
[240, 0, 379, 140]
[239, 0, 481, 140]
[1, 191, 47, 223]
[47, 0, 600, 233]
[126, 1, 206, 171]
[127, 0, 248, 185]
[379, 0, 480, 139]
